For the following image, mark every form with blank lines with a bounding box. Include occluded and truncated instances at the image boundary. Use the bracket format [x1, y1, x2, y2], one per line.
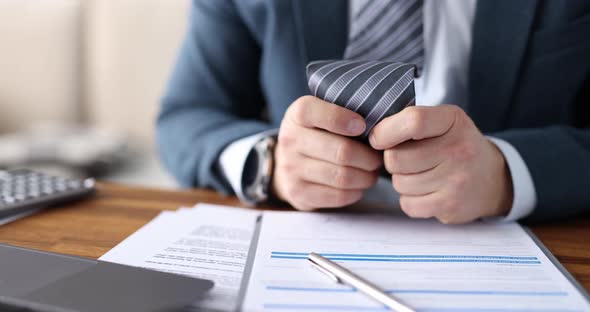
[242, 211, 589, 311]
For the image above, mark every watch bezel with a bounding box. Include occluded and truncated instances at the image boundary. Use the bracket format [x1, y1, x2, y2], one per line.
[244, 136, 276, 203]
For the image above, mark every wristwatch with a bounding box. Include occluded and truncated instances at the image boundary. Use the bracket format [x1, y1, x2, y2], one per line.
[244, 136, 277, 204]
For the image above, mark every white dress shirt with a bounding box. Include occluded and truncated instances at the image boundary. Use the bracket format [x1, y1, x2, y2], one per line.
[219, 0, 537, 221]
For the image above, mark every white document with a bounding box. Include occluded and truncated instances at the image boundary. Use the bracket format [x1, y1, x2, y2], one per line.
[100, 204, 589, 311]
[100, 204, 260, 311]
[243, 211, 590, 311]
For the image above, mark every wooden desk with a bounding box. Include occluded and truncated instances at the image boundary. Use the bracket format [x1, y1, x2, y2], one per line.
[0, 183, 589, 292]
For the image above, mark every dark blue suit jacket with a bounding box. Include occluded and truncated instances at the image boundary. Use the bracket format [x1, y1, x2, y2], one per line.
[157, 0, 590, 222]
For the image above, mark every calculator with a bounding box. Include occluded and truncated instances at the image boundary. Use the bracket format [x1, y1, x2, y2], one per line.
[0, 169, 96, 219]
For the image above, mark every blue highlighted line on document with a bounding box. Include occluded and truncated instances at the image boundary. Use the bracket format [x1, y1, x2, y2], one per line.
[265, 286, 568, 297]
[270, 251, 542, 264]
[262, 304, 583, 312]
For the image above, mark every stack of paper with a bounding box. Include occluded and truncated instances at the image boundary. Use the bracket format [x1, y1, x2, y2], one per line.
[100, 204, 590, 311]
[100, 204, 260, 311]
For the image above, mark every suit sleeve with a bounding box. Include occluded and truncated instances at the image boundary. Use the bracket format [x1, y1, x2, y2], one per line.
[491, 126, 590, 222]
[157, 0, 271, 190]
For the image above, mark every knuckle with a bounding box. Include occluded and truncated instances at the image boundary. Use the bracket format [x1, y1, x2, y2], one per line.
[438, 198, 452, 213]
[399, 196, 409, 210]
[278, 131, 296, 149]
[285, 180, 304, 199]
[325, 113, 340, 131]
[444, 104, 463, 121]
[400, 197, 420, 218]
[335, 141, 354, 165]
[387, 149, 400, 165]
[384, 149, 398, 173]
[288, 97, 310, 123]
[450, 141, 478, 161]
[282, 182, 295, 199]
[337, 190, 361, 206]
[369, 127, 381, 146]
[331, 190, 348, 206]
[295, 196, 313, 209]
[278, 124, 299, 150]
[430, 196, 448, 213]
[281, 160, 296, 175]
[451, 105, 468, 121]
[391, 174, 403, 193]
[332, 167, 352, 188]
[406, 107, 425, 138]
[370, 125, 386, 149]
[291, 198, 313, 211]
[451, 173, 470, 192]
[440, 196, 460, 215]
[276, 149, 296, 173]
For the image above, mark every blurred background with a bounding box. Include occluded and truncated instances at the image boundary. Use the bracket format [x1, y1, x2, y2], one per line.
[0, 0, 191, 188]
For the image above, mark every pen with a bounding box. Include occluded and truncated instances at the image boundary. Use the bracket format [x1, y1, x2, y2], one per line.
[308, 252, 415, 312]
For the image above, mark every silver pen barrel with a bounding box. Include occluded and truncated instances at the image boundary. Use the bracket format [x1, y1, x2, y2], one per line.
[308, 252, 415, 312]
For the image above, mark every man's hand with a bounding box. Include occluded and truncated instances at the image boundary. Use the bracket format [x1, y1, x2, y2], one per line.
[273, 96, 383, 211]
[369, 105, 513, 224]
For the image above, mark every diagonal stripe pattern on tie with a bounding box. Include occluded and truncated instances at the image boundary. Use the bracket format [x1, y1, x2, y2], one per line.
[345, 0, 425, 68]
[307, 60, 417, 141]
[305, 0, 423, 142]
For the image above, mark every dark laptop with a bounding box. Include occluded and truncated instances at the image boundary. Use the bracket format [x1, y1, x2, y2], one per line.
[0, 243, 214, 312]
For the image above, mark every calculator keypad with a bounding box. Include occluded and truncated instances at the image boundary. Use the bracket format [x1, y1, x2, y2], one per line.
[0, 169, 95, 215]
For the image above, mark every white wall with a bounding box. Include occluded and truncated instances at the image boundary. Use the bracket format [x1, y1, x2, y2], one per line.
[0, 0, 82, 132]
[0, 0, 190, 148]
[0, 0, 191, 188]
[84, 0, 190, 147]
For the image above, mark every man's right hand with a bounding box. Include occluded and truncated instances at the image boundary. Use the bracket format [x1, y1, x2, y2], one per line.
[272, 96, 383, 211]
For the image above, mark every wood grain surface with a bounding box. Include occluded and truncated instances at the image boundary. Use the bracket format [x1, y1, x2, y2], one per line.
[0, 182, 588, 292]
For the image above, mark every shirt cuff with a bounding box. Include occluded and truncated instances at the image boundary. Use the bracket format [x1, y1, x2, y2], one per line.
[218, 129, 279, 204]
[486, 136, 537, 222]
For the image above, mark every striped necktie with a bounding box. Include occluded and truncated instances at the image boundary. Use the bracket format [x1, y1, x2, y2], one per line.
[307, 0, 423, 142]
[345, 0, 424, 66]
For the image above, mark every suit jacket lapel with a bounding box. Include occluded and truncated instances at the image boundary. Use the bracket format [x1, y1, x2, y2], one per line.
[292, 0, 348, 65]
[468, 0, 539, 132]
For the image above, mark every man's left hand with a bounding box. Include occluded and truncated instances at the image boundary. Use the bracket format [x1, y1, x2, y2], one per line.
[369, 105, 513, 224]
